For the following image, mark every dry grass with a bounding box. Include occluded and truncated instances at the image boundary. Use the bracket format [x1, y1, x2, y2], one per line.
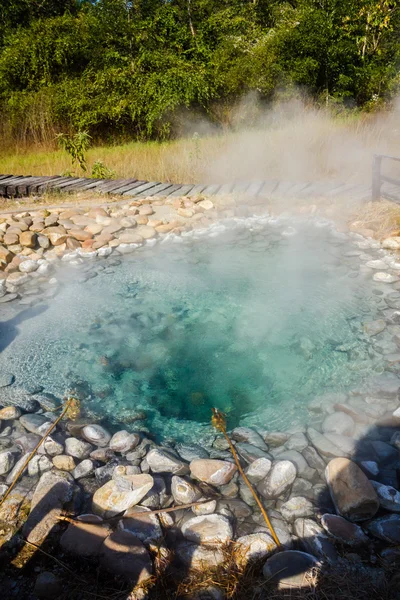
[1, 104, 400, 186]
[350, 200, 400, 240]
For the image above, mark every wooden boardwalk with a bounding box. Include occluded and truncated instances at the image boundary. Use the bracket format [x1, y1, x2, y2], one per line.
[0, 174, 374, 201]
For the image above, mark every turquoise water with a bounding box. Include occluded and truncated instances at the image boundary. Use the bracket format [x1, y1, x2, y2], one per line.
[0, 217, 385, 442]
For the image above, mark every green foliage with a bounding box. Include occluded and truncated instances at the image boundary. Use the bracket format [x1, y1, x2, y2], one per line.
[91, 159, 115, 179]
[56, 130, 91, 172]
[0, 0, 399, 145]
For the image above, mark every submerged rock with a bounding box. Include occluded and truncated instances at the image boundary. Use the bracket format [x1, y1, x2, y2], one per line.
[322, 412, 355, 436]
[0, 387, 39, 411]
[325, 458, 379, 522]
[280, 496, 315, 522]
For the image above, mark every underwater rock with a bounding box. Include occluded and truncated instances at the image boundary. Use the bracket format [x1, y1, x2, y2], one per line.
[326, 458, 379, 522]
[27, 455, 52, 477]
[307, 428, 348, 459]
[231, 427, 269, 450]
[19, 413, 53, 436]
[322, 412, 355, 436]
[285, 432, 308, 452]
[0, 373, 15, 388]
[175, 442, 209, 462]
[0, 387, 39, 411]
[363, 319, 386, 336]
[244, 457, 272, 483]
[280, 497, 315, 522]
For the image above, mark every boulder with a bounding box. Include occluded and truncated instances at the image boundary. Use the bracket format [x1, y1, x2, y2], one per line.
[100, 530, 153, 583]
[262, 550, 319, 589]
[321, 514, 369, 546]
[293, 518, 337, 563]
[175, 443, 209, 462]
[190, 458, 237, 486]
[370, 481, 400, 512]
[22, 470, 75, 543]
[119, 505, 163, 545]
[60, 520, 112, 556]
[92, 473, 154, 517]
[181, 514, 233, 544]
[325, 458, 379, 521]
[257, 460, 296, 499]
[367, 514, 400, 543]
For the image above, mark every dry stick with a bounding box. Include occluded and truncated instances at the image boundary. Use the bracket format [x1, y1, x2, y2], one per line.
[211, 408, 281, 548]
[0, 397, 74, 510]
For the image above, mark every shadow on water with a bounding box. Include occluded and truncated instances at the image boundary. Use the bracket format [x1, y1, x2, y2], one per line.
[0, 304, 49, 353]
[0, 420, 399, 599]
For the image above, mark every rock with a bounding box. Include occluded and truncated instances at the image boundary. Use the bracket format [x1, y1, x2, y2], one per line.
[391, 431, 400, 450]
[37, 234, 50, 249]
[382, 237, 400, 250]
[360, 461, 379, 477]
[322, 412, 355, 436]
[235, 533, 277, 566]
[34, 572, 62, 599]
[6, 453, 30, 484]
[109, 430, 140, 453]
[119, 505, 163, 544]
[146, 448, 188, 475]
[0, 406, 20, 420]
[274, 450, 316, 480]
[118, 230, 143, 244]
[19, 413, 52, 435]
[0, 373, 15, 388]
[92, 473, 154, 518]
[60, 520, 112, 556]
[0, 387, 39, 411]
[181, 514, 233, 544]
[292, 478, 313, 497]
[175, 443, 209, 462]
[280, 497, 315, 522]
[325, 458, 379, 521]
[22, 470, 75, 543]
[15, 432, 41, 453]
[373, 272, 399, 283]
[302, 446, 326, 472]
[100, 530, 153, 583]
[192, 499, 217, 516]
[42, 436, 64, 456]
[90, 447, 115, 462]
[19, 259, 38, 273]
[171, 475, 202, 504]
[176, 541, 225, 569]
[231, 427, 269, 450]
[65, 437, 93, 459]
[198, 200, 213, 210]
[190, 458, 237, 485]
[263, 550, 319, 589]
[262, 432, 289, 447]
[44, 226, 68, 246]
[286, 433, 308, 452]
[293, 518, 337, 563]
[307, 427, 348, 458]
[321, 514, 369, 546]
[217, 498, 252, 519]
[362, 372, 400, 398]
[367, 514, 400, 543]
[244, 457, 272, 483]
[236, 442, 271, 463]
[370, 480, 400, 512]
[257, 461, 296, 499]
[140, 475, 169, 509]
[52, 455, 76, 471]
[0, 451, 15, 475]
[363, 319, 386, 336]
[81, 424, 111, 447]
[72, 459, 94, 479]
[0, 245, 13, 265]
[27, 455, 52, 477]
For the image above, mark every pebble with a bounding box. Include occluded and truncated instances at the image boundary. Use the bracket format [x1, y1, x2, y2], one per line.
[52, 455, 76, 471]
[146, 448, 189, 475]
[190, 458, 237, 485]
[171, 475, 202, 504]
[280, 496, 315, 522]
[65, 437, 93, 459]
[0, 450, 15, 475]
[72, 458, 94, 479]
[257, 460, 296, 498]
[244, 457, 272, 483]
[109, 430, 140, 453]
[19, 413, 52, 435]
[81, 424, 111, 447]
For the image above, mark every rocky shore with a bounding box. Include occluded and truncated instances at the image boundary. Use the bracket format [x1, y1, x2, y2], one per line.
[0, 194, 400, 598]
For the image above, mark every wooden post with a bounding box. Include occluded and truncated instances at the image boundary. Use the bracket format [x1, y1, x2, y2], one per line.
[372, 154, 382, 201]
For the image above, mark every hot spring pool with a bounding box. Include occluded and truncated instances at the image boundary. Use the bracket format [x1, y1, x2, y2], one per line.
[0, 216, 389, 443]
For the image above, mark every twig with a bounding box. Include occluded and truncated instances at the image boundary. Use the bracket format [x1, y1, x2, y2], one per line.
[0, 397, 75, 509]
[211, 408, 281, 548]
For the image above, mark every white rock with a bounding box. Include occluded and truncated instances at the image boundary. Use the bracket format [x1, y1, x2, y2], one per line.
[65, 437, 93, 459]
[373, 272, 399, 283]
[245, 457, 272, 483]
[257, 461, 296, 498]
[81, 424, 111, 447]
[280, 496, 315, 522]
[92, 474, 154, 518]
[72, 459, 94, 479]
[19, 260, 38, 273]
[0, 451, 15, 475]
[181, 514, 233, 544]
[235, 532, 277, 566]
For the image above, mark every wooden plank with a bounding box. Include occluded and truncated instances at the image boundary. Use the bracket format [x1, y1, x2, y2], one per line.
[231, 182, 250, 194]
[162, 184, 186, 197]
[168, 185, 194, 197]
[245, 182, 264, 197]
[28, 176, 65, 194]
[218, 183, 234, 195]
[5, 176, 36, 196]
[123, 181, 160, 196]
[62, 178, 104, 193]
[258, 180, 279, 196]
[0, 175, 13, 182]
[15, 176, 49, 196]
[36, 176, 74, 194]
[95, 178, 133, 193]
[187, 184, 207, 197]
[136, 182, 174, 197]
[200, 184, 221, 196]
[106, 180, 145, 195]
[0, 176, 29, 195]
[52, 178, 88, 190]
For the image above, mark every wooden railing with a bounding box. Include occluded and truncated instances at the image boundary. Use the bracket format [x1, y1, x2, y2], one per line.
[372, 154, 400, 201]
